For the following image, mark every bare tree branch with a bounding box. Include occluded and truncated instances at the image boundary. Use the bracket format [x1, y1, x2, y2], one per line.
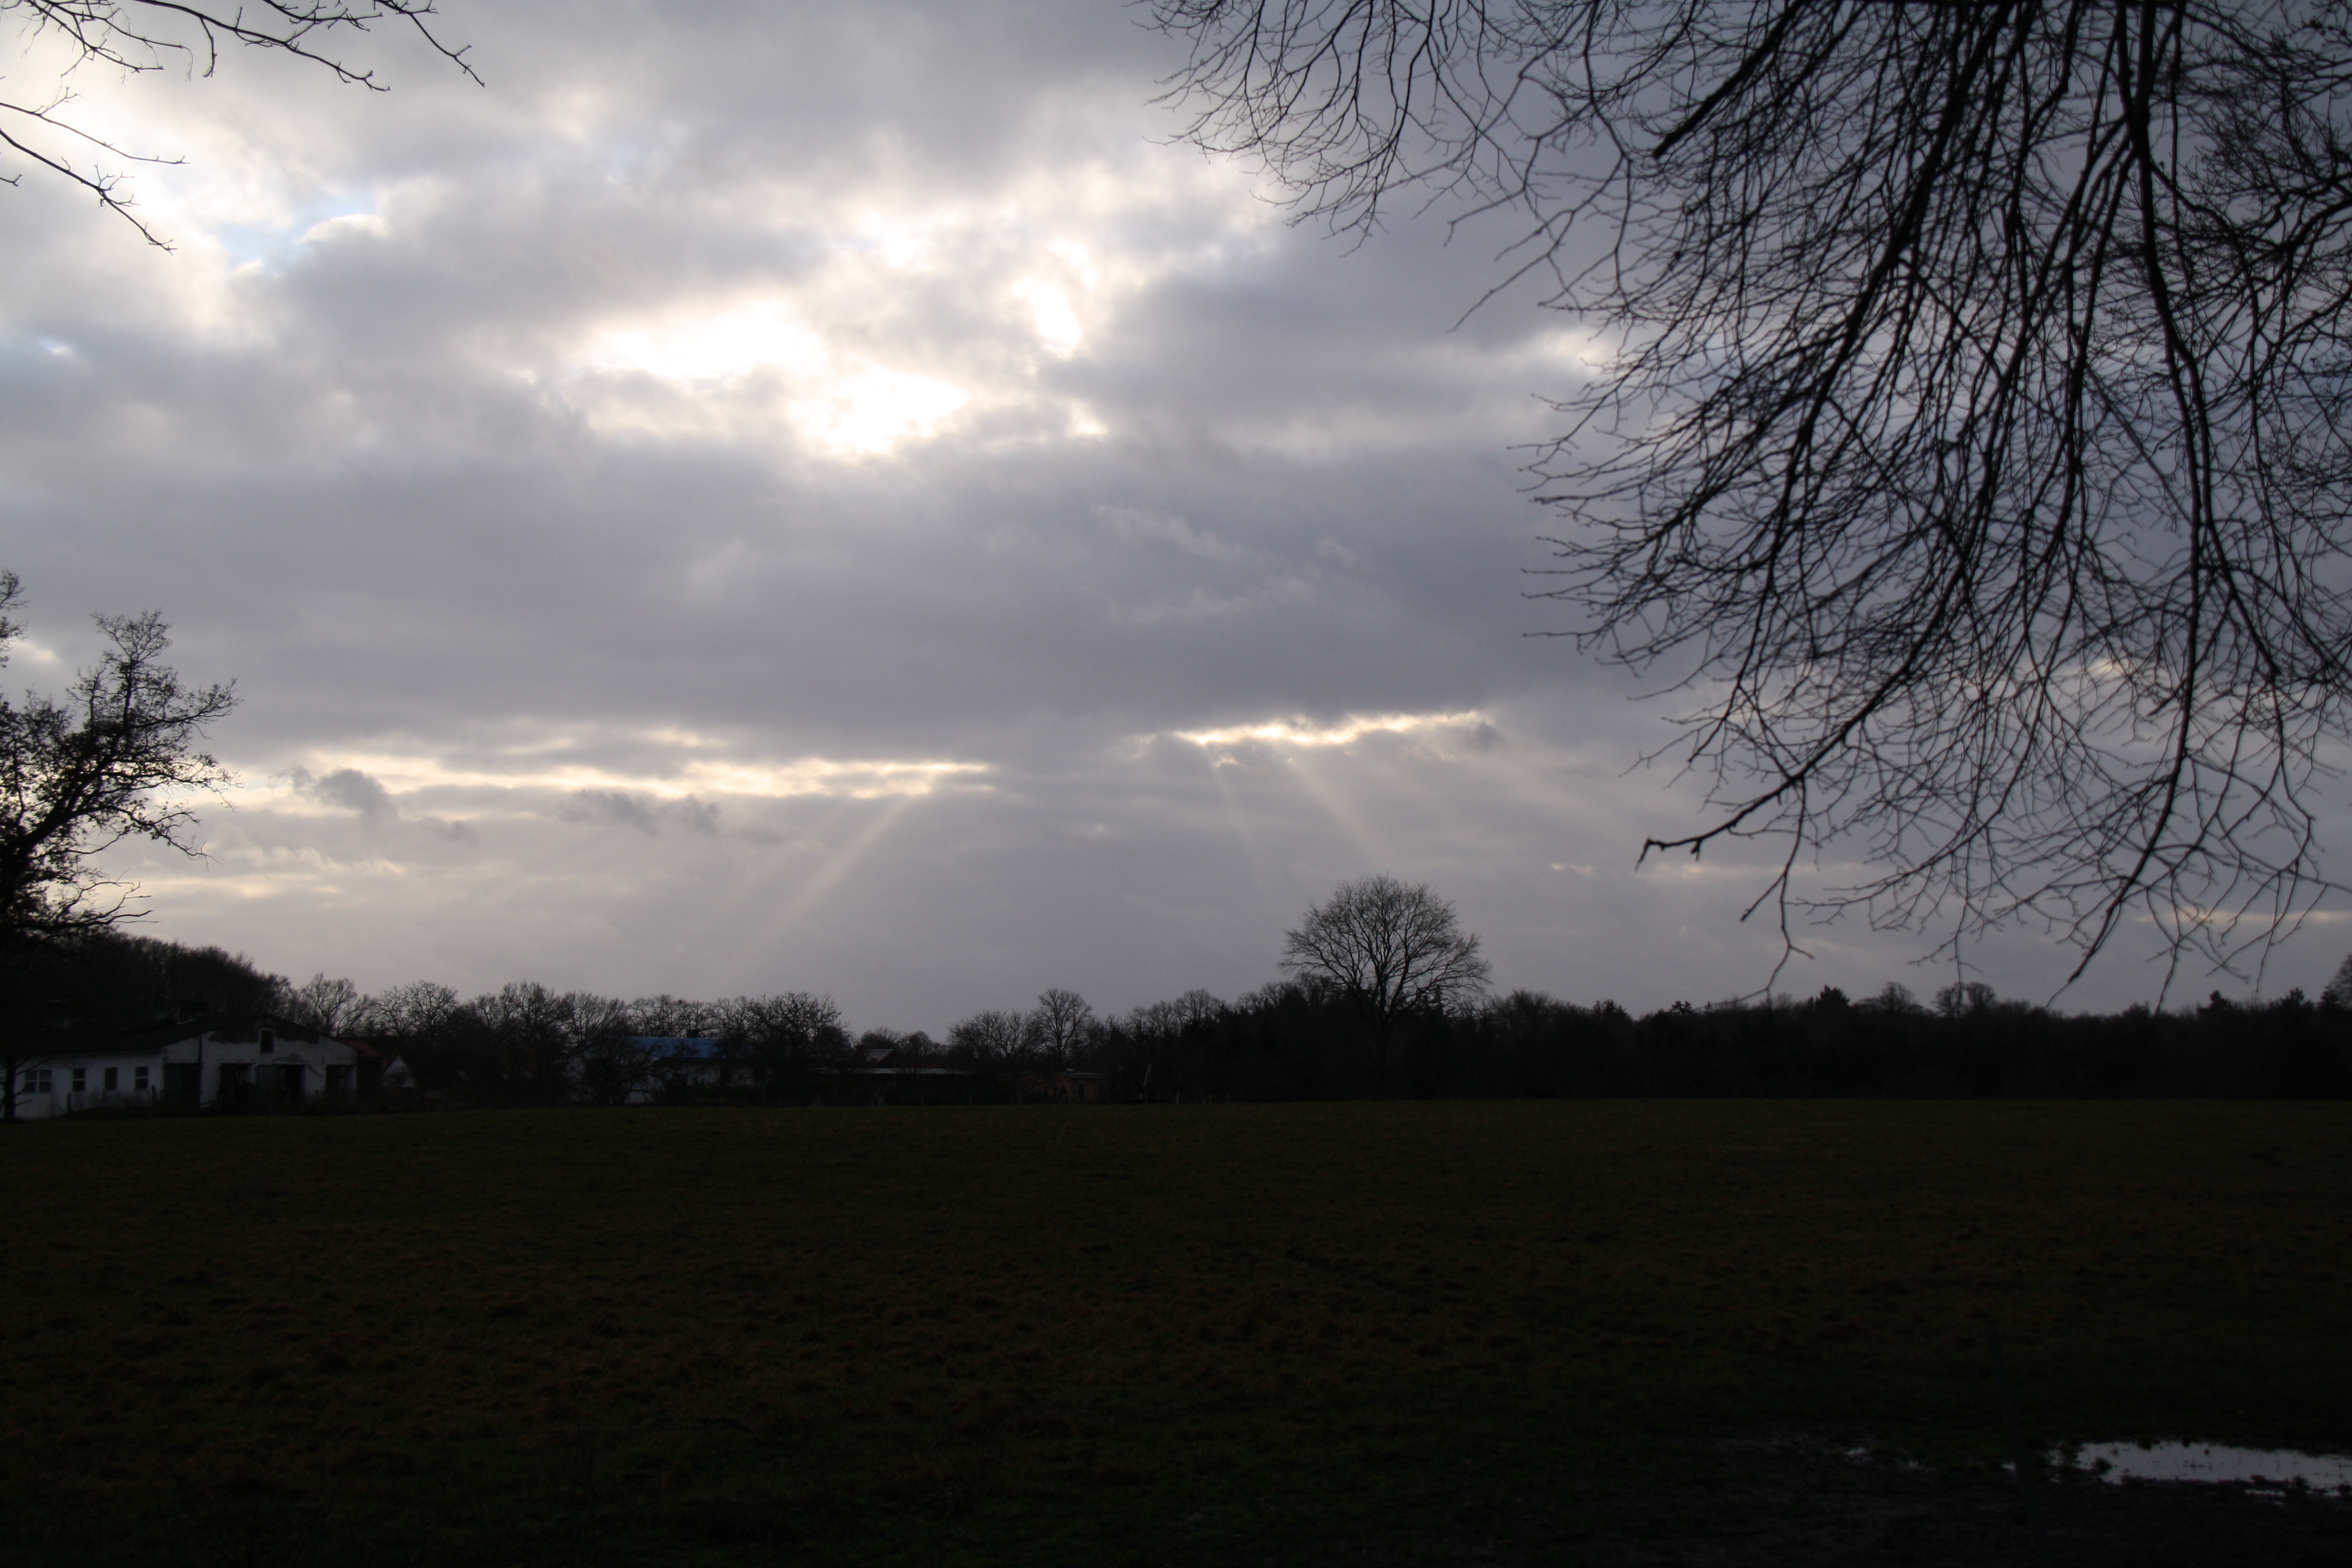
[1, 0, 479, 245]
[1157, 1, 2352, 998]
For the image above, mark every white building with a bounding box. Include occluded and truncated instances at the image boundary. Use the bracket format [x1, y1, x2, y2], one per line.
[8, 1013, 368, 1120]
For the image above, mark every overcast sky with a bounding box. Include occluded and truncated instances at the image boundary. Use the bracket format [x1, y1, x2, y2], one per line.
[3, 0, 2338, 1030]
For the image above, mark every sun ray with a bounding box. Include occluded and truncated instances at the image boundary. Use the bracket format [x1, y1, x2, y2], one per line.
[769, 794, 918, 938]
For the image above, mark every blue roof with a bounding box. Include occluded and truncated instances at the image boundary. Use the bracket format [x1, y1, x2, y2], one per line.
[629, 1036, 722, 1059]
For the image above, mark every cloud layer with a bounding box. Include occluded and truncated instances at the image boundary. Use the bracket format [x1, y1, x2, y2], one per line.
[5, 0, 2331, 1025]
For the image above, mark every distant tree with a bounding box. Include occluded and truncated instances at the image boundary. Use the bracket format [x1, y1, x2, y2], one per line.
[628, 993, 719, 1039]
[1859, 982, 1925, 1017]
[569, 993, 645, 1106]
[2323, 953, 2352, 1011]
[1113, 993, 1226, 1098]
[1172, 988, 1224, 1028]
[351, 978, 459, 1041]
[1027, 988, 1096, 1065]
[282, 972, 360, 1035]
[947, 1008, 1033, 1061]
[4, 0, 479, 247]
[719, 991, 847, 1094]
[1935, 982, 2000, 1021]
[469, 981, 578, 1103]
[1281, 875, 1490, 1080]
[1123, 999, 1182, 1040]
[1123, 990, 1224, 1045]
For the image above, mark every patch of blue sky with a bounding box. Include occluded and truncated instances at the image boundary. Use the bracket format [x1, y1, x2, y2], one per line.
[4, 333, 80, 361]
[210, 195, 379, 271]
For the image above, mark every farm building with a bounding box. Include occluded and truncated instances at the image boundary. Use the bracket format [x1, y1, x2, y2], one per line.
[631, 1036, 734, 1099]
[1015, 1069, 1110, 1103]
[8, 1013, 372, 1119]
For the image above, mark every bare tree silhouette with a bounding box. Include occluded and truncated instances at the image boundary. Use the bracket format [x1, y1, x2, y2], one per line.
[0, 574, 237, 953]
[284, 972, 361, 1036]
[1282, 875, 1489, 1077]
[1157, 1, 2352, 993]
[1028, 988, 1096, 1064]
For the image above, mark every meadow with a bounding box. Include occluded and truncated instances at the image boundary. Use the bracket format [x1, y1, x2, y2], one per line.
[4, 1102, 2347, 1564]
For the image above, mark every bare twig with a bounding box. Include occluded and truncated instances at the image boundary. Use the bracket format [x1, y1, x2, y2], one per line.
[1156, 2, 2352, 997]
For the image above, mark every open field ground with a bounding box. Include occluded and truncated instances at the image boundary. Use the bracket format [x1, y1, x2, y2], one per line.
[5, 1102, 2349, 1564]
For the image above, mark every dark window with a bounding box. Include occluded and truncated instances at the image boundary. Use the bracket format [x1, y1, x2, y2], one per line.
[71, 1068, 86, 1093]
[103, 1067, 118, 1091]
[258, 1028, 276, 1054]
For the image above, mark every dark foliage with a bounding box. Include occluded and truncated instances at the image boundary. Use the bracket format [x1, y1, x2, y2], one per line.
[42, 952, 2345, 1111]
[1, 929, 282, 1114]
[351, 984, 853, 1106]
[15, 929, 281, 1037]
[1080, 982, 2352, 1102]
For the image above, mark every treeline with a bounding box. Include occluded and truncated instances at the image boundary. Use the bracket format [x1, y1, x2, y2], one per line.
[334, 980, 855, 1105]
[9, 931, 282, 1031]
[1024, 979, 2352, 1102]
[320, 971, 2352, 1103]
[19, 935, 2352, 1102]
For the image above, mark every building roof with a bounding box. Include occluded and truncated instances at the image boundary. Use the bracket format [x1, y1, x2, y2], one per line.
[631, 1036, 724, 1060]
[113, 1011, 338, 1050]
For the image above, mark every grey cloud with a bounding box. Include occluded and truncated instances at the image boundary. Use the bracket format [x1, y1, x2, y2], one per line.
[307, 766, 397, 819]
[1096, 504, 1256, 566]
[4, 0, 2314, 1019]
[286, 765, 480, 843]
[554, 790, 720, 837]
[121, 691, 2253, 1031]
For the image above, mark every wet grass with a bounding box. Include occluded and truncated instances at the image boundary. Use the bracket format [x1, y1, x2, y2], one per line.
[3, 1101, 2347, 1564]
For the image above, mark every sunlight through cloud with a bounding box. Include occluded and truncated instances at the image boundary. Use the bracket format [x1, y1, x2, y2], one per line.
[570, 300, 969, 456]
[1170, 710, 1492, 754]
[262, 751, 988, 806]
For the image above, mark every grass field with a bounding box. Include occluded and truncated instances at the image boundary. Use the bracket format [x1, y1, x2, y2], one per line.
[4, 1102, 2347, 1564]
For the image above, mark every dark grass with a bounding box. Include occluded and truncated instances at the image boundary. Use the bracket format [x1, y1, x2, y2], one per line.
[4, 1102, 2347, 1564]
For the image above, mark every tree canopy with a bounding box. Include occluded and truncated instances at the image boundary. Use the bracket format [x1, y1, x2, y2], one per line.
[0, 574, 237, 956]
[1281, 874, 1491, 1065]
[1156, 1, 2352, 993]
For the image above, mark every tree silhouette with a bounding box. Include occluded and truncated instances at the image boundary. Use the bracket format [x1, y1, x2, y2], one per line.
[1282, 875, 1489, 1080]
[1028, 988, 1096, 1065]
[1157, 1, 2352, 991]
[0, 575, 237, 1118]
[2322, 952, 2352, 1010]
[0, 575, 237, 954]
[284, 972, 361, 1036]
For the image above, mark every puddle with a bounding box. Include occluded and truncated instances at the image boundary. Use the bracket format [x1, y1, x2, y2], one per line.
[2055, 1442, 2352, 1494]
